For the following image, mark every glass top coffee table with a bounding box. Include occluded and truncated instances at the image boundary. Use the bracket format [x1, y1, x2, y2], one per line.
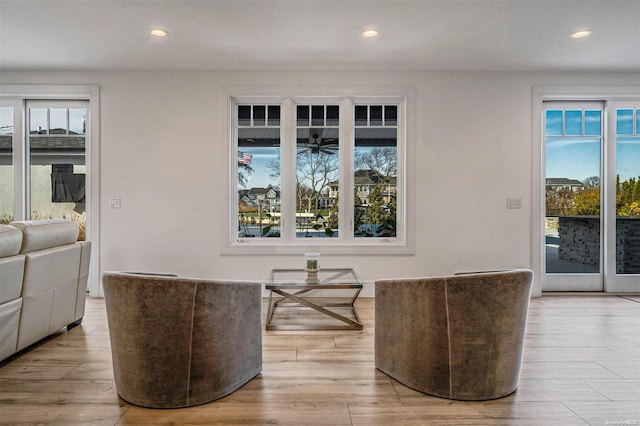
[265, 268, 363, 330]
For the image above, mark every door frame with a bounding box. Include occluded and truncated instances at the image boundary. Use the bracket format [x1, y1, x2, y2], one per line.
[532, 86, 640, 296]
[0, 85, 101, 297]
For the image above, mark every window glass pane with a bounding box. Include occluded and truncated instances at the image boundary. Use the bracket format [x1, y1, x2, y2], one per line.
[296, 124, 339, 238]
[370, 106, 383, 126]
[354, 104, 397, 238]
[237, 106, 281, 239]
[355, 106, 367, 126]
[565, 110, 582, 136]
[384, 105, 397, 126]
[297, 105, 309, 126]
[29, 108, 48, 134]
[231, 97, 406, 248]
[69, 109, 86, 135]
[49, 108, 67, 134]
[253, 105, 266, 126]
[545, 110, 563, 135]
[311, 105, 324, 126]
[636, 109, 639, 134]
[238, 105, 251, 126]
[617, 109, 633, 135]
[268, 105, 280, 126]
[584, 110, 601, 136]
[29, 106, 87, 239]
[0, 107, 13, 223]
[326, 105, 339, 126]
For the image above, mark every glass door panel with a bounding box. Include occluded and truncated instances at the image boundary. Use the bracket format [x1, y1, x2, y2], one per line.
[0, 106, 14, 223]
[543, 102, 603, 291]
[608, 102, 640, 292]
[27, 101, 88, 240]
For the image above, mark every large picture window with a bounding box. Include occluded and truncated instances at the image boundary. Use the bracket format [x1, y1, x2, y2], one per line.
[228, 95, 408, 253]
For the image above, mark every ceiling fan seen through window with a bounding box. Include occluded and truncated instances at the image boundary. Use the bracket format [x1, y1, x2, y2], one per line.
[298, 130, 338, 155]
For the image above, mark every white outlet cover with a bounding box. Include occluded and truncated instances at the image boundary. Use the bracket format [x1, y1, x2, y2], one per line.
[506, 198, 522, 209]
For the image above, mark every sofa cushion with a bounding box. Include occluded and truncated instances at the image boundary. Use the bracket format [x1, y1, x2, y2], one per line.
[0, 255, 25, 304]
[10, 219, 79, 253]
[0, 298, 22, 360]
[22, 244, 82, 298]
[0, 224, 23, 258]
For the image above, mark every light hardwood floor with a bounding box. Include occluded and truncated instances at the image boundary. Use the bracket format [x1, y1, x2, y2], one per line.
[1, 295, 639, 425]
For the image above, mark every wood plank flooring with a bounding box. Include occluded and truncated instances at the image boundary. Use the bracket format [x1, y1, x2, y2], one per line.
[1, 295, 638, 425]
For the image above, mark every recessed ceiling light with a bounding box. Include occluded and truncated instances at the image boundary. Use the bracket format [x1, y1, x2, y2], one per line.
[570, 29, 592, 39]
[362, 29, 379, 38]
[150, 28, 169, 37]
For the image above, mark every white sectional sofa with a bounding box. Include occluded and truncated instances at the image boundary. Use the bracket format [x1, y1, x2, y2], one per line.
[0, 219, 91, 361]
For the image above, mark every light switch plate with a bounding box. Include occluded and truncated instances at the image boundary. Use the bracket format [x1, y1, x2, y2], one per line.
[109, 197, 121, 208]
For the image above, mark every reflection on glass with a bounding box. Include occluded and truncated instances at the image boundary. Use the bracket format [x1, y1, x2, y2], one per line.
[544, 108, 601, 274]
[295, 105, 339, 238]
[616, 108, 640, 275]
[237, 104, 281, 238]
[354, 105, 397, 238]
[0, 107, 13, 223]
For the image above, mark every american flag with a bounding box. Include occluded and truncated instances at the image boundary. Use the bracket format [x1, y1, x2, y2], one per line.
[237, 151, 252, 165]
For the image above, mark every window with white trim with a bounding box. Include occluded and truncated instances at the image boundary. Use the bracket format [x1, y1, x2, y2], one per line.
[229, 96, 407, 251]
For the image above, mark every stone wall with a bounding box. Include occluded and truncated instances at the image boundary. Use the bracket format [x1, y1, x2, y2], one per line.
[558, 216, 600, 267]
[616, 218, 640, 274]
[558, 216, 640, 274]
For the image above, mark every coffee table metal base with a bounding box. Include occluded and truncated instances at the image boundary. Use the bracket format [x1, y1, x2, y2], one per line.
[266, 287, 363, 330]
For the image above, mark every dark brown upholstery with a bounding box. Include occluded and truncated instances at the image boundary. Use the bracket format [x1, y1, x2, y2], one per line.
[102, 272, 262, 408]
[375, 269, 533, 401]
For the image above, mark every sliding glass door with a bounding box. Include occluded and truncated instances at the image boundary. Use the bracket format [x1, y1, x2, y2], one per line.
[0, 100, 89, 240]
[543, 102, 603, 291]
[27, 101, 89, 239]
[607, 102, 640, 292]
[542, 100, 640, 292]
[0, 100, 23, 223]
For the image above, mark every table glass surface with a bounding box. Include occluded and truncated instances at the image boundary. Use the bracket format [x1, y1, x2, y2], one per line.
[266, 268, 362, 288]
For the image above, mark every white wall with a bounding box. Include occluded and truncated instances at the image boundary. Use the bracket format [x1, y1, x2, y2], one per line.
[2, 70, 638, 297]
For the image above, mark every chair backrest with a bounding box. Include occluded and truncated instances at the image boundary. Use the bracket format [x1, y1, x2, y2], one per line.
[102, 272, 262, 408]
[375, 269, 533, 400]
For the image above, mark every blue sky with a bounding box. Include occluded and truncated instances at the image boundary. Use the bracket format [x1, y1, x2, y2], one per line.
[240, 147, 280, 189]
[545, 137, 640, 182]
[545, 109, 640, 182]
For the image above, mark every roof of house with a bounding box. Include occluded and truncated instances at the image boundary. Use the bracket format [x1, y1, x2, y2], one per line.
[0, 135, 85, 152]
[546, 178, 584, 186]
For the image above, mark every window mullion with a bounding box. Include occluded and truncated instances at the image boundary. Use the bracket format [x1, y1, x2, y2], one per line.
[281, 99, 296, 242]
[340, 98, 354, 243]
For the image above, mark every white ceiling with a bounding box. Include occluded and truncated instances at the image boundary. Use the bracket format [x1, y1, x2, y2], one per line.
[1, 0, 639, 72]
